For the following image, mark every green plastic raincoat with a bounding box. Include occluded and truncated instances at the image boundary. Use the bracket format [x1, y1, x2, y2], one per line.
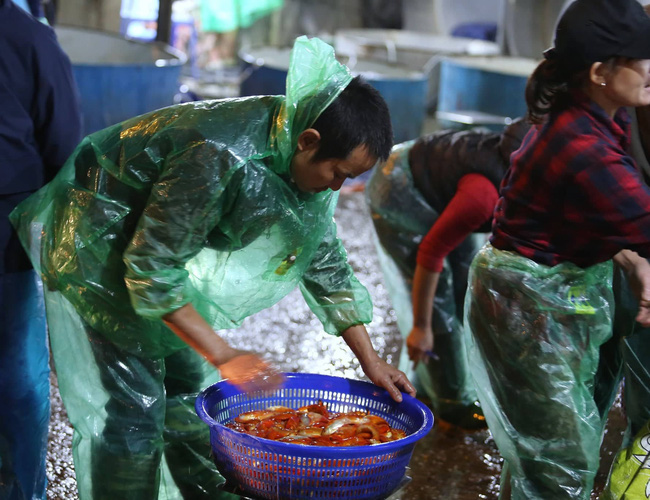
[10, 36, 372, 499]
[464, 243, 624, 500]
[365, 141, 480, 422]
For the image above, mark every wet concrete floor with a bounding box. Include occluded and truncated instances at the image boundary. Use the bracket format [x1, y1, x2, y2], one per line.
[46, 191, 626, 499]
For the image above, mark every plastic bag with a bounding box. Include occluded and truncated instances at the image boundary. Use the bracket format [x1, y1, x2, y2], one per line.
[603, 419, 650, 500]
[200, 0, 284, 32]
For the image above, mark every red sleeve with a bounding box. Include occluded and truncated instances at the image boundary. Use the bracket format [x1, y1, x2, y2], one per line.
[416, 173, 499, 272]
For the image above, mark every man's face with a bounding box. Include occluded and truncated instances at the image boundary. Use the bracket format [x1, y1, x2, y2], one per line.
[290, 144, 377, 194]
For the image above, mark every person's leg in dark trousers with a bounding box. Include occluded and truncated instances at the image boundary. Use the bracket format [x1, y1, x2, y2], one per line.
[0, 270, 49, 500]
[87, 328, 166, 500]
[610, 263, 649, 439]
[366, 146, 480, 423]
[1, 194, 50, 500]
[162, 347, 229, 498]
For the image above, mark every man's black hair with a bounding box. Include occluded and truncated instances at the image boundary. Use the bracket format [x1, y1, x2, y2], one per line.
[311, 76, 393, 162]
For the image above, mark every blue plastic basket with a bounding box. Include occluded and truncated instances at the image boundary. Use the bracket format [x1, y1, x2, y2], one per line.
[195, 373, 434, 500]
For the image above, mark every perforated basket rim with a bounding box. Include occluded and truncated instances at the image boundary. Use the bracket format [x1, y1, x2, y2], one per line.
[195, 372, 434, 456]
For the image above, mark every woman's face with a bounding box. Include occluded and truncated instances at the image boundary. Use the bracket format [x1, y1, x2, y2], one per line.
[604, 58, 650, 108]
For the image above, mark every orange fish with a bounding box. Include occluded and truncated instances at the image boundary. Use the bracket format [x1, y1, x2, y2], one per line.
[225, 401, 406, 446]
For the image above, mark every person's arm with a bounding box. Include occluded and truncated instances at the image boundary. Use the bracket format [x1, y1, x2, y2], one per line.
[342, 324, 416, 402]
[407, 173, 498, 366]
[298, 218, 374, 334]
[408, 266, 439, 367]
[118, 130, 284, 390]
[613, 249, 650, 326]
[33, 25, 82, 179]
[163, 303, 282, 390]
[299, 216, 414, 401]
[566, 130, 650, 258]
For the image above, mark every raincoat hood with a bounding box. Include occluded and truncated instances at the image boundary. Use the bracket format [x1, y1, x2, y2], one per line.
[271, 36, 353, 175]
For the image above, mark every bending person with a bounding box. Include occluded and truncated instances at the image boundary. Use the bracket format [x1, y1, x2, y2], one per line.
[10, 36, 414, 500]
[365, 118, 529, 428]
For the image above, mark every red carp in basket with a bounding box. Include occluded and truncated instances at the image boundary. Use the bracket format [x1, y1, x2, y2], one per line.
[226, 400, 407, 446]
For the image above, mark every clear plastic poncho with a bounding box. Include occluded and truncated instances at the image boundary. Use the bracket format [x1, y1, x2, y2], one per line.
[365, 141, 481, 423]
[10, 35, 373, 360]
[9, 36, 373, 500]
[464, 243, 621, 499]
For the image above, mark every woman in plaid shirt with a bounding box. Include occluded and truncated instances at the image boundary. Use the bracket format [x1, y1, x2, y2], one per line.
[464, 0, 650, 498]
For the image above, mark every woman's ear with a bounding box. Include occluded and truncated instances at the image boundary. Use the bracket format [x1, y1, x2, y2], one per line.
[296, 128, 321, 152]
[589, 61, 608, 87]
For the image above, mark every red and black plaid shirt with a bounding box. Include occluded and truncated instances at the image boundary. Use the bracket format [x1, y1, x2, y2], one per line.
[491, 92, 650, 268]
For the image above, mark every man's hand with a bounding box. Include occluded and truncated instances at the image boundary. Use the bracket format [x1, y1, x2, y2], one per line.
[163, 303, 284, 392]
[218, 349, 285, 393]
[342, 324, 416, 402]
[626, 259, 650, 326]
[409, 265, 440, 367]
[636, 298, 650, 327]
[361, 355, 416, 403]
[406, 325, 434, 368]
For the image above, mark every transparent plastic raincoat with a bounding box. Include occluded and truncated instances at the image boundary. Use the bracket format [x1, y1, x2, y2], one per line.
[10, 36, 372, 499]
[365, 141, 480, 422]
[464, 244, 626, 499]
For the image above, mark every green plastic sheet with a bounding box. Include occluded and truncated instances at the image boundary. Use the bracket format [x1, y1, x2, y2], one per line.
[200, 0, 284, 32]
[365, 141, 480, 422]
[464, 243, 620, 499]
[10, 36, 372, 499]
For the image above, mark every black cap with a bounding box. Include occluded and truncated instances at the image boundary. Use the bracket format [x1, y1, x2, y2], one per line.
[545, 0, 650, 71]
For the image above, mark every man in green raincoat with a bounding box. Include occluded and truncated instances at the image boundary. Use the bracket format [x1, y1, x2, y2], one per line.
[10, 36, 415, 499]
